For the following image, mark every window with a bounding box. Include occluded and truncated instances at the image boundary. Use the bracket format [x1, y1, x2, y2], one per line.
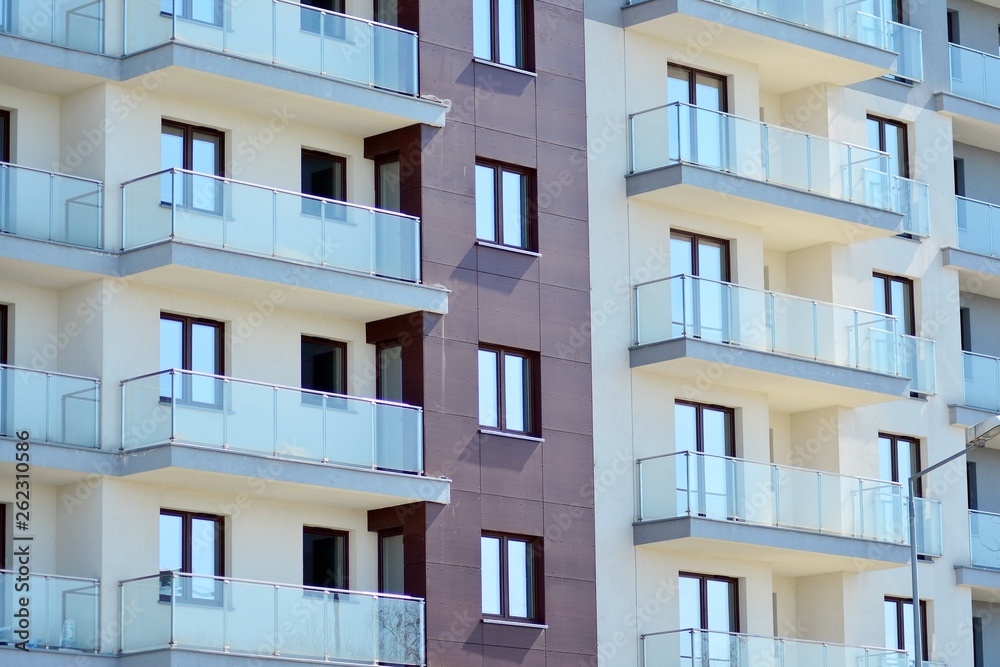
[301, 149, 347, 219]
[303, 527, 348, 590]
[878, 433, 920, 497]
[481, 533, 538, 621]
[0, 304, 8, 365]
[884, 597, 927, 661]
[675, 402, 734, 518]
[968, 462, 978, 511]
[872, 273, 915, 336]
[375, 154, 401, 212]
[301, 336, 347, 397]
[160, 314, 224, 404]
[668, 65, 727, 111]
[671, 232, 730, 340]
[160, 0, 222, 26]
[954, 158, 966, 198]
[947, 10, 959, 44]
[376, 341, 403, 402]
[475, 162, 532, 250]
[671, 231, 729, 281]
[867, 115, 909, 179]
[473, 0, 528, 69]
[478, 347, 535, 434]
[679, 573, 738, 664]
[379, 529, 405, 594]
[961, 307, 972, 352]
[0, 504, 5, 570]
[0, 109, 9, 162]
[300, 0, 344, 35]
[374, 0, 397, 25]
[974, 616, 984, 667]
[159, 510, 224, 602]
[161, 121, 224, 212]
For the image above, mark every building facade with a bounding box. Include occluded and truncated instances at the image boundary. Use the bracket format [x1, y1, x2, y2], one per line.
[586, 1, 1000, 666]
[0, 0, 594, 665]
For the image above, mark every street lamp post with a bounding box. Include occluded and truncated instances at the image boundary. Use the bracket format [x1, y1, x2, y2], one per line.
[909, 415, 1000, 667]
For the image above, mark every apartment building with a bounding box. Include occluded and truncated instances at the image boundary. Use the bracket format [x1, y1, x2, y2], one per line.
[586, 1, 1000, 666]
[0, 0, 595, 665]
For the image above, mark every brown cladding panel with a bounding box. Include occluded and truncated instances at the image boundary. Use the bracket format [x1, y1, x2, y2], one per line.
[475, 127, 539, 168]
[424, 489, 483, 568]
[541, 429, 595, 508]
[422, 263, 480, 344]
[540, 576, 598, 655]
[476, 245, 541, 283]
[421, 410, 481, 492]
[536, 73, 588, 151]
[537, 212, 590, 291]
[477, 272, 542, 351]
[532, 2, 586, 80]
[422, 337, 480, 419]
[427, 640, 485, 667]
[473, 64, 538, 139]
[419, 188, 478, 270]
[538, 356, 593, 436]
[481, 626, 546, 652]
[424, 562, 484, 643]
[480, 494, 545, 537]
[535, 141, 589, 221]
[479, 433, 544, 502]
[539, 284, 591, 364]
[540, 504, 596, 581]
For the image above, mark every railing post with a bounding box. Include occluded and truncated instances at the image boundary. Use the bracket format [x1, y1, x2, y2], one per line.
[857, 478, 865, 538]
[272, 385, 279, 456]
[272, 0, 278, 65]
[769, 292, 776, 352]
[772, 464, 780, 527]
[45, 372, 51, 442]
[373, 594, 381, 664]
[169, 574, 177, 647]
[995, 355, 1000, 413]
[273, 585, 280, 656]
[762, 124, 770, 182]
[853, 310, 860, 369]
[223, 579, 229, 652]
[119, 580, 125, 653]
[370, 209, 377, 276]
[43, 575, 50, 647]
[680, 276, 688, 337]
[812, 301, 819, 360]
[272, 190, 278, 257]
[48, 172, 55, 242]
[816, 471, 823, 533]
[170, 371, 177, 442]
[806, 134, 813, 191]
[637, 459, 644, 521]
[371, 399, 378, 469]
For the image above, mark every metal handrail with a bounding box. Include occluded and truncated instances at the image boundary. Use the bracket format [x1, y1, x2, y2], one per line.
[0, 160, 103, 185]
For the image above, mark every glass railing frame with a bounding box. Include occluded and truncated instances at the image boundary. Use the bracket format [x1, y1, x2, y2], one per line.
[121, 168, 422, 282]
[119, 571, 426, 664]
[0, 161, 105, 250]
[955, 194, 1000, 258]
[0, 569, 101, 653]
[640, 628, 911, 667]
[0, 0, 105, 53]
[628, 102, 930, 233]
[634, 273, 907, 374]
[120, 368, 425, 473]
[0, 362, 102, 448]
[122, 0, 420, 95]
[949, 42, 1000, 108]
[962, 350, 1000, 413]
[970, 508, 1000, 570]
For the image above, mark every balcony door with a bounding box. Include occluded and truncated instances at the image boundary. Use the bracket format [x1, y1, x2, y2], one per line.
[680, 573, 739, 667]
[671, 231, 730, 342]
[675, 402, 734, 520]
[884, 597, 928, 664]
[667, 65, 727, 169]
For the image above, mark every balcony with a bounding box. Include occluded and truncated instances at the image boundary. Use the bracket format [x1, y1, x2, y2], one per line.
[121, 170, 446, 318]
[0, 364, 100, 449]
[0, 570, 100, 652]
[621, 0, 922, 92]
[640, 629, 940, 667]
[0, 162, 103, 249]
[120, 572, 424, 665]
[957, 510, 1000, 592]
[950, 352, 1000, 428]
[632, 275, 936, 411]
[635, 451, 942, 574]
[936, 44, 1000, 151]
[943, 196, 1000, 290]
[123, 0, 417, 94]
[119, 369, 447, 504]
[0, 0, 104, 53]
[628, 103, 927, 250]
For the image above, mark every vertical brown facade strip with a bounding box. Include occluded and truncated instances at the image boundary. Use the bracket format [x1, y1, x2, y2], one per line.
[373, 1, 597, 665]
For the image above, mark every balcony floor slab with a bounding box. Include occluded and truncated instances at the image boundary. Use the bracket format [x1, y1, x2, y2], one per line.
[634, 515, 910, 576]
[956, 565, 1000, 596]
[943, 247, 1000, 298]
[622, 0, 894, 93]
[935, 92, 1000, 153]
[630, 337, 911, 411]
[626, 163, 903, 252]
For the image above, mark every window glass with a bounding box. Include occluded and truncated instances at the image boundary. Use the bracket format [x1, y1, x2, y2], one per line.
[302, 150, 345, 202]
[473, 0, 493, 60]
[504, 353, 528, 433]
[668, 66, 691, 105]
[481, 536, 502, 615]
[159, 513, 184, 572]
[377, 343, 404, 402]
[375, 0, 398, 25]
[380, 532, 405, 594]
[301, 337, 346, 395]
[478, 349, 499, 428]
[501, 170, 527, 248]
[507, 539, 531, 618]
[303, 528, 348, 589]
[476, 164, 497, 242]
[497, 0, 521, 68]
[0, 110, 9, 163]
[191, 517, 219, 599]
[376, 158, 401, 212]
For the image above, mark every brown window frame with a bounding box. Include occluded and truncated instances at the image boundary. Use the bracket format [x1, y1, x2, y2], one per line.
[302, 526, 349, 591]
[474, 0, 533, 71]
[160, 313, 225, 406]
[873, 273, 915, 336]
[377, 527, 404, 594]
[885, 596, 928, 657]
[161, 120, 225, 176]
[478, 345, 539, 436]
[375, 340, 404, 402]
[0, 109, 9, 163]
[481, 532, 542, 622]
[301, 148, 347, 203]
[670, 230, 731, 281]
[300, 335, 348, 398]
[475, 160, 536, 251]
[879, 432, 921, 497]
[668, 64, 729, 112]
[867, 115, 910, 178]
[300, 0, 345, 36]
[679, 572, 740, 633]
[374, 152, 401, 212]
[675, 400, 735, 457]
[159, 509, 225, 604]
